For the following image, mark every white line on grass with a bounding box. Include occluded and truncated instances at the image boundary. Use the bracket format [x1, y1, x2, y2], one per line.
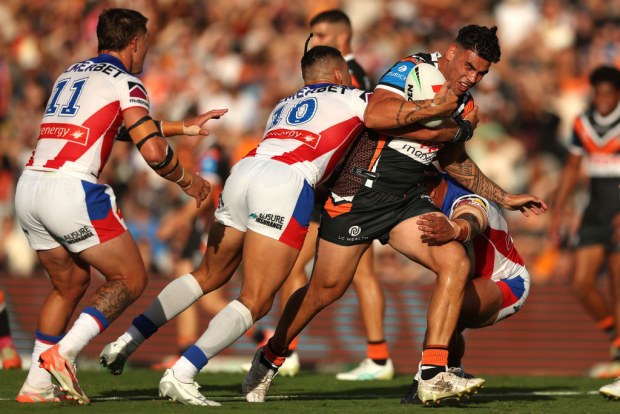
[0, 390, 603, 402]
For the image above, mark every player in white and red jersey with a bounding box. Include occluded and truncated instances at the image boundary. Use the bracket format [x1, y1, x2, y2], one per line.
[550, 66, 620, 380]
[14, 9, 225, 404]
[243, 25, 545, 406]
[400, 168, 530, 404]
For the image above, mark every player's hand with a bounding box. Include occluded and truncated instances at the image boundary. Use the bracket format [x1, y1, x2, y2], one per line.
[183, 109, 228, 136]
[464, 105, 479, 129]
[431, 82, 459, 118]
[181, 172, 211, 208]
[417, 212, 457, 245]
[501, 193, 547, 217]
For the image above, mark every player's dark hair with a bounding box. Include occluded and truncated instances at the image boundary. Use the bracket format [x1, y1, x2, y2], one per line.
[309, 9, 351, 27]
[301, 45, 344, 79]
[455, 25, 501, 64]
[97, 8, 148, 52]
[590, 66, 620, 90]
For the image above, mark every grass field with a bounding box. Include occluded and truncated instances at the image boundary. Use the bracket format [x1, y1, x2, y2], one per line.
[0, 369, 618, 413]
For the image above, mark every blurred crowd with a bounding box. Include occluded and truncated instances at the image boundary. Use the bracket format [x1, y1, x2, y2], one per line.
[0, 0, 619, 284]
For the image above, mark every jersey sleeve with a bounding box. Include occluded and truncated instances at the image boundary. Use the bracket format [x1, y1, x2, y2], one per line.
[376, 56, 426, 97]
[449, 194, 491, 221]
[349, 89, 371, 120]
[117, 76, 150, 112]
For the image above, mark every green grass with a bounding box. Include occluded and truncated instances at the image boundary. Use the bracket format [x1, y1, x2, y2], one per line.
[0, 369, 618, 413]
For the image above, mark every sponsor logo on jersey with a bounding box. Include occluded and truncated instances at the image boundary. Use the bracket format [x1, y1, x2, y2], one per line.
[348, 225, 361, 236]
[386, 71, 407, 81]
[128, 81, 149, 107]
[395, 141, 441, 163]
[38, 123, 90, 145]
[63, 226, 95, 244]
[398, 64, 408, 72]
[250, 213, 285, 230]
[264, 128, 321, 149]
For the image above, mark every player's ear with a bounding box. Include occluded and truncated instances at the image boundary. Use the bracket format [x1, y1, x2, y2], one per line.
[446, 45, 457, 62]
[334, 66, 344, 85]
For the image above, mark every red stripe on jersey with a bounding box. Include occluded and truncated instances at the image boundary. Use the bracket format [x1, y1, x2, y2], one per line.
[90, 207, 125, 244]
[324, 197, 353, 218]
[42, 101, 121, 171]
[98, 111, 123, 175]
[270, 117, 364, 181]
[473, 227, 524, 278]
[350, 73, 362, 90]
[279, 217, 307, 250]
[575, 117, 620, 154]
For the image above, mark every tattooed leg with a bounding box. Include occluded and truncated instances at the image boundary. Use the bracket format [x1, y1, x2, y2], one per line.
[88, 279, 132, 322]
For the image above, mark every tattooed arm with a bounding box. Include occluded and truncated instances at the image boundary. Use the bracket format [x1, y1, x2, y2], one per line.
[364, 82, 458, 132]
[438, 143, 548, 217]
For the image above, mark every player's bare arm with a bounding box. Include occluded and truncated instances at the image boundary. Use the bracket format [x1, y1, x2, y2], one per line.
[417, 204, 489, 245]
[157, 108, 228, 137]
[438, 144, 547, 216]
[124, 107, 211, 207]
[364, 85, 458, 130]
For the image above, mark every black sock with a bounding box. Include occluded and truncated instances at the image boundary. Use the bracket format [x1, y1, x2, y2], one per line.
[372, 358, 387, 366]
[0, 308, 10, 337]
[420, 365, 446, 380]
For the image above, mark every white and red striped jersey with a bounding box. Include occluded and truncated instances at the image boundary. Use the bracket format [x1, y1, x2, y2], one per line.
[441, 175, 525, 281]
[245, 83, 368, 186]
[25, 54, 150, 181]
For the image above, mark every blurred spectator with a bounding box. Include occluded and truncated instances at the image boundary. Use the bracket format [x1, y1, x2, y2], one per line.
[1, 0, 620, 288]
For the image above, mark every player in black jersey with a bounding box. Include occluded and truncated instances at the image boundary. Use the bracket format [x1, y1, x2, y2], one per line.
[245, 25, 547, 405]
[278, 9, 394, 381]
[550, 66, 620, 381]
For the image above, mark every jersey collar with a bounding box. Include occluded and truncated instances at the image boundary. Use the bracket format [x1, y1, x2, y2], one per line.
[91, 54, 129, 74]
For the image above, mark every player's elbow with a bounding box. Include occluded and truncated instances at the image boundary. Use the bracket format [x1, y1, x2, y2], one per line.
[140, 141, 167, 167]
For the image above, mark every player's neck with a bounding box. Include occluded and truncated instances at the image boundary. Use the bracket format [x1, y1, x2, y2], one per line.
[99, 49, 131, 72]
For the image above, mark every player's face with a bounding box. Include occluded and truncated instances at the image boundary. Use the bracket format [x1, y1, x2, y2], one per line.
[310, 22, 339, 49]
[131, 31, 149, 74]
[443, 45, 491, 95]
[592, 81, 620, 117]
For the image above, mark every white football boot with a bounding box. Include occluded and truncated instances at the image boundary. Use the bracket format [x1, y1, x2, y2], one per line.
[417, 371, 485, 404]
[336, 358, 395, 380]
[158, 369, 221, 406]
[600, 377, 620, 400]
[100, 337, 131, 375]
[17, 381, 67, 403]
[241, 351, 299, 377]
[242, 347, 278, 402]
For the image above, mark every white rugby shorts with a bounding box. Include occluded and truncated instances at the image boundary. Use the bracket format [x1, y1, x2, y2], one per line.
[493, 268, 531, 324]
[215, 157, 314, 249]
[15, 170, 127, 253]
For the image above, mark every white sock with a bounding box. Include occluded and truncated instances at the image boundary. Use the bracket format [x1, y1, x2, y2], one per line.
[143, 273, 203, 326]
[171, 356, 199, 384]
[120, 274, 203, 354]
[25, 339, 54, 389]
[58, 313, 102, 362]
[194, 300, 253, 359]
[171, 300, 253, 384]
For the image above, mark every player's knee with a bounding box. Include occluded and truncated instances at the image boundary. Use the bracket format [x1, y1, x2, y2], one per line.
[124, 271, 148, 301]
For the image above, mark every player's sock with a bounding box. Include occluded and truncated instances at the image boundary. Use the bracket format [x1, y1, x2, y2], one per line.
[25, 330, 64, 388]
[598, 316, 616, 340]
[285, 336, 299, 357]
[119, 273, 204, 353]
[264, 339, 286, 368]
[171, 347, 206, 383]
[194, 300, 253, 358]
[420, 345, 448, 380]
[58, 307, 109, 362]
[367, 340, 390, 365]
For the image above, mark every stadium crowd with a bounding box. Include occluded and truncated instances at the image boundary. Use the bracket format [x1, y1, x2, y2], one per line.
[0, 0, 618, 284]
